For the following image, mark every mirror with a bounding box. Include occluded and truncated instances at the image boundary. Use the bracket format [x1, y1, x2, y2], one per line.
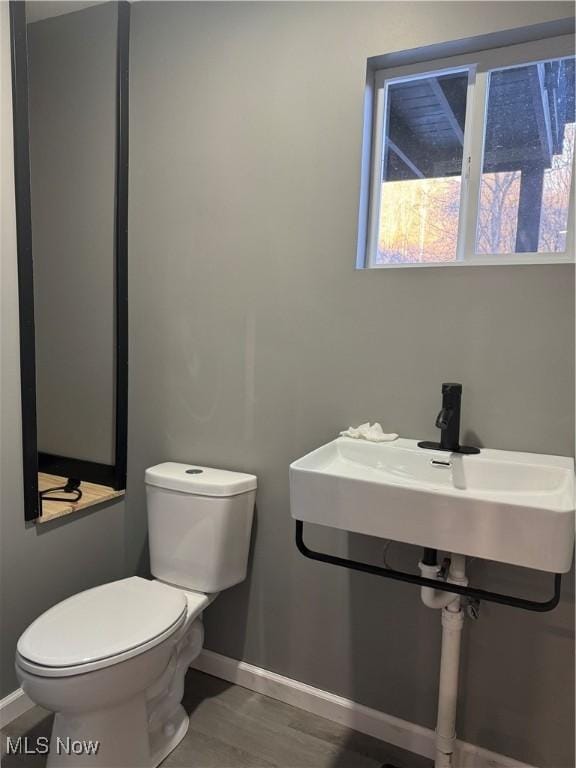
[10, 1, 129, 522]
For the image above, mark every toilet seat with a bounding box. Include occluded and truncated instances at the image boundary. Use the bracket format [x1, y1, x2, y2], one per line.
[17, 577, 190, 678]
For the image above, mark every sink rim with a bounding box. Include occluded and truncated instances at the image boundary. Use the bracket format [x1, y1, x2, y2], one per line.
[290, 436, 575, 513]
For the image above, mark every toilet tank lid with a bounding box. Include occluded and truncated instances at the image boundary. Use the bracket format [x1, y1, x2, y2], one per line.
[145, 462, 257, 497]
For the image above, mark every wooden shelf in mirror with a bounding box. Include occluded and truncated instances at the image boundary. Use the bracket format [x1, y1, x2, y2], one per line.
[37, 472, 124, 524]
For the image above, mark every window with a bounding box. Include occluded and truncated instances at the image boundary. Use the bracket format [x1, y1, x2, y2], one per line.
[363, 37, 575, 267]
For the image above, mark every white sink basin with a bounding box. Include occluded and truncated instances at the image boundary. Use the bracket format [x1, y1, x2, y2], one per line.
[290, 437, 575, 573]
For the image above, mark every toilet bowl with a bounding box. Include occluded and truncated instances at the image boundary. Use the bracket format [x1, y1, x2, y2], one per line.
[15, 463, 256, 768]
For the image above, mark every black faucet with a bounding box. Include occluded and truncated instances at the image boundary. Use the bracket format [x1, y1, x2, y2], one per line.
[418, 383, 480, 454]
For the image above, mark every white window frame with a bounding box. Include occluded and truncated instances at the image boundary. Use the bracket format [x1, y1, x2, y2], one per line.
[363, 35, 576, 268]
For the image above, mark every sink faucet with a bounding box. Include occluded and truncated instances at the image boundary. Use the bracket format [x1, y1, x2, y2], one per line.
[418, 383, 480, 454]
[435, 383, 462, 451]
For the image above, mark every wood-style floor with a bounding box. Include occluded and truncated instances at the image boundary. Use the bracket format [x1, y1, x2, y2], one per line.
[1, 670, 433, 768]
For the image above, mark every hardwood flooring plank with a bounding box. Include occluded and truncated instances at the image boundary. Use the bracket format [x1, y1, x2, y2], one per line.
[183, 696, 374, 768]
[185, 670, 432, 768]
[164, 726, 277, 768]
[1, 672, 431, 768]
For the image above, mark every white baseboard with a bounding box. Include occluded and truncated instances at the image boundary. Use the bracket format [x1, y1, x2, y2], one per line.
[0, 688, 34, 729]
[192, 650, 537, 768]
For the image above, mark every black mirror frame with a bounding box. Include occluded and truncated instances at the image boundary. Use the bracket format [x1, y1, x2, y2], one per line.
[9, 1, 130, 522]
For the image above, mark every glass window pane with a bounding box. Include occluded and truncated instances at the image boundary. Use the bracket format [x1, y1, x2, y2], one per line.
[375, 70, 469, 265]
[476, 57, 575, 255]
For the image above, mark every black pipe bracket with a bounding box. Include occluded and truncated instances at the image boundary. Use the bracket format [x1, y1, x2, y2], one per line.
[295, 521, 562, 613]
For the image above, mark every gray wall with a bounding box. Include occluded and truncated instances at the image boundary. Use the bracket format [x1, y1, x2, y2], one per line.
[28, 2, 117, 464]
[128, 3, 575, 766]
[0, 3, 125, 698]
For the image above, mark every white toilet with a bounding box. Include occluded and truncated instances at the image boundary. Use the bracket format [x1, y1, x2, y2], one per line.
[15, 462, 257, 768]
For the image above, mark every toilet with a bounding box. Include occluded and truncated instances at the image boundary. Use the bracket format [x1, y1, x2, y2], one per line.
[15, 463, 257, 768]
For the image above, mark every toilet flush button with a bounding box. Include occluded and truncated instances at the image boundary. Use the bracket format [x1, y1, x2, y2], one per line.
[185, 469, 203, 475]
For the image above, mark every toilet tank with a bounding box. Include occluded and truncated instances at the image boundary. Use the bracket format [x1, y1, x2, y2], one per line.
[145, 462, 257, 593]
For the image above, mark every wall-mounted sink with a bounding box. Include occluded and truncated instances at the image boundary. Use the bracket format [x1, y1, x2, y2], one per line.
[290, 438, 575, 573]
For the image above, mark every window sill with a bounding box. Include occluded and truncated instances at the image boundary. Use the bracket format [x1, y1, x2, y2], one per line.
[37, 472, 125, 524]
[361, 255, 575, 269]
